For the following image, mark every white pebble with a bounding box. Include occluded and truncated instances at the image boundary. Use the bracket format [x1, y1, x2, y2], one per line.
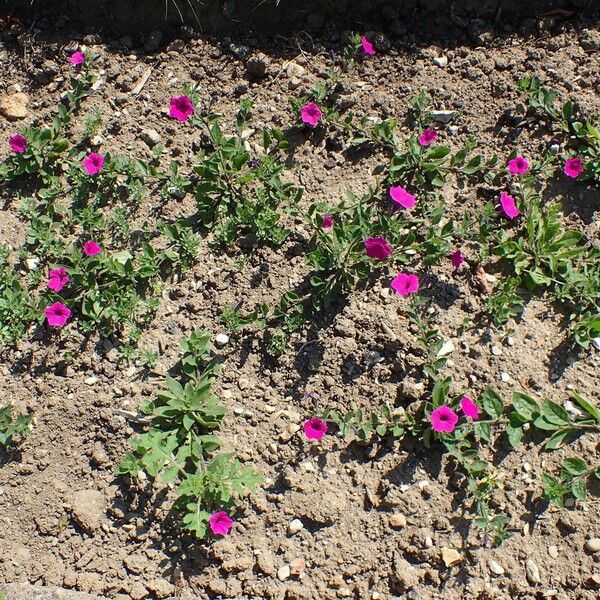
[489, 560, 505, 576]
[585, 538, 600, 553]
[491, 345, 502, 356]
[84, 376, 98, 385]
[500, 372, 511, 383]
[288, 519, 304, 535]
[277, 565, 291, 581]
[547, 545, 559, 559]
[215, 333, 230, 347]
[433, 56, 448, 67]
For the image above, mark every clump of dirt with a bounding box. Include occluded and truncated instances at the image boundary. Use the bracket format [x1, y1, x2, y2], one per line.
[1, 11, 600, 600]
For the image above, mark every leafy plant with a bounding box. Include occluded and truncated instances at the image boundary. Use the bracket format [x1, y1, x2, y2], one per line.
[118, 330, 261, 538]
[0, 405, 32, 447]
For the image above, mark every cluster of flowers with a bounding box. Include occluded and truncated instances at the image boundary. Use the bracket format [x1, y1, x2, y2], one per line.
[44, 241, 102, 327]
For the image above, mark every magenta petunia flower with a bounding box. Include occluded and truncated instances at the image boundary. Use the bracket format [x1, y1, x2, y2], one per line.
[418, 129, 438, 147]
[169, 95, 194, 122]
[391, 273, 419, 297]
[499, 191, 520, 219]
[9, 133, 27, 154]
[361, 36, 376, 56]
[508, 155, 529, 175]
[450, 249, 465, 269]
[389, 185, 417, 210]
[83, 240, 102, 256]
[322, 214, 333, 229]
[209, 511, 233, 536]
[300, 102, 322, 128]
[564, 157, 584, 179]
[82, 153, 105, 176]
[70, 51, 86, 67]
[303, 417, 328, 440]
[47, 267, 69, 292]
[45, 302, 72, 328]
[364, 237, 393, 261]
[431, 405, 459, 433]
[460, 396, 480, 420]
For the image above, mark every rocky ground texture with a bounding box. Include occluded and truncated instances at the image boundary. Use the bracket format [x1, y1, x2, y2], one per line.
[1, 9, 600, 600]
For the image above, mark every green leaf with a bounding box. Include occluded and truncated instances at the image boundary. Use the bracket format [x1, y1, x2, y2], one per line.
[571, 478, 587, 501]
[512, 392, 539, 421]
[544, 428, 575, 450]
[541, 399, 571, 426]
[481, 387, 503, 419]
[562, 457, 588, 476]
[431, 377, 451, 407]
[506, 423, 523, 448]
[572, 392, 600, 422]
[473, 421, 492, 444]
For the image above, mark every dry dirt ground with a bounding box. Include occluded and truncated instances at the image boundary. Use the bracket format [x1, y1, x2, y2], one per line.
[1, 11, 600, 600]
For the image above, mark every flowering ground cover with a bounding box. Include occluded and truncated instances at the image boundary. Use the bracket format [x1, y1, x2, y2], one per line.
[1, 13, 600, 600]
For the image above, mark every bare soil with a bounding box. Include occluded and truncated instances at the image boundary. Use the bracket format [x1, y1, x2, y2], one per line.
[1, 12, 600, 600]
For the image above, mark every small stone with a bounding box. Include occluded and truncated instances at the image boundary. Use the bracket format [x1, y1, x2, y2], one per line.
[371, 593, 381, 600]
[424, 535, 433, 548]
[491, 345, 502, 356]
[288, 519, 304, 534]
[71, 489, 106, 533]
[489, 560, 505, 576]
[586, 538, 600, 553]
[500, 372, 511, 383]
[526, 559, 541, 584]
[436, 340, 454, 357]
[506, 336, 515, 346]
[433, 56, 448, 67]
[0, 92, 29, 120]
[431, 110, 456, 124]
[277, 564, 291, 581]
[238, 377, 249, 390]
[289, 557, 305, 576]
[441, 547, 463, 568]
[129, 582, 149, 600]
[140, 128, 161, 148]
[25, 257, 39, 270]
[547, 545, 559, 559]
[84, 376, 98, 385]
[389, 513, 407, 528]
[147, 579, 174, 598]
[592, 338, 600, 351]
[215, 333, 230, 347]
[286, 62, 306, 79]
[246, 53, 270, 79]
[448, 125, 459, 135]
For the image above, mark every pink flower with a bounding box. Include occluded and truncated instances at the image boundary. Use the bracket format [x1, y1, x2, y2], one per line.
[391, 273, 419, 297]
[44, 302, 72, 328]
[83, 240, 102, 256]
[389, 186, 417, 210]
[361, 36, 375, 55]
[209, 511, 233, 536]
[431, 405, 459, 433]
[460, 396, 480, 420]
[300, 102, 322, 128]
[364, 237, 393, 261]
[303, 417, 328, 440]
[508, 155, 529, 175]
[499, 191, 520, 219]
[322, 214, 333, 229]
[564, 157, 584, 179]
[70, 51, 86, 67]
[169, 95, 194, 122]
[47, 267, 69, 292]
[82, 153, 105, 176]
[418, 129, 438, 147]
[450, 249, 465, 269]
[9, 134, 27, 154]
